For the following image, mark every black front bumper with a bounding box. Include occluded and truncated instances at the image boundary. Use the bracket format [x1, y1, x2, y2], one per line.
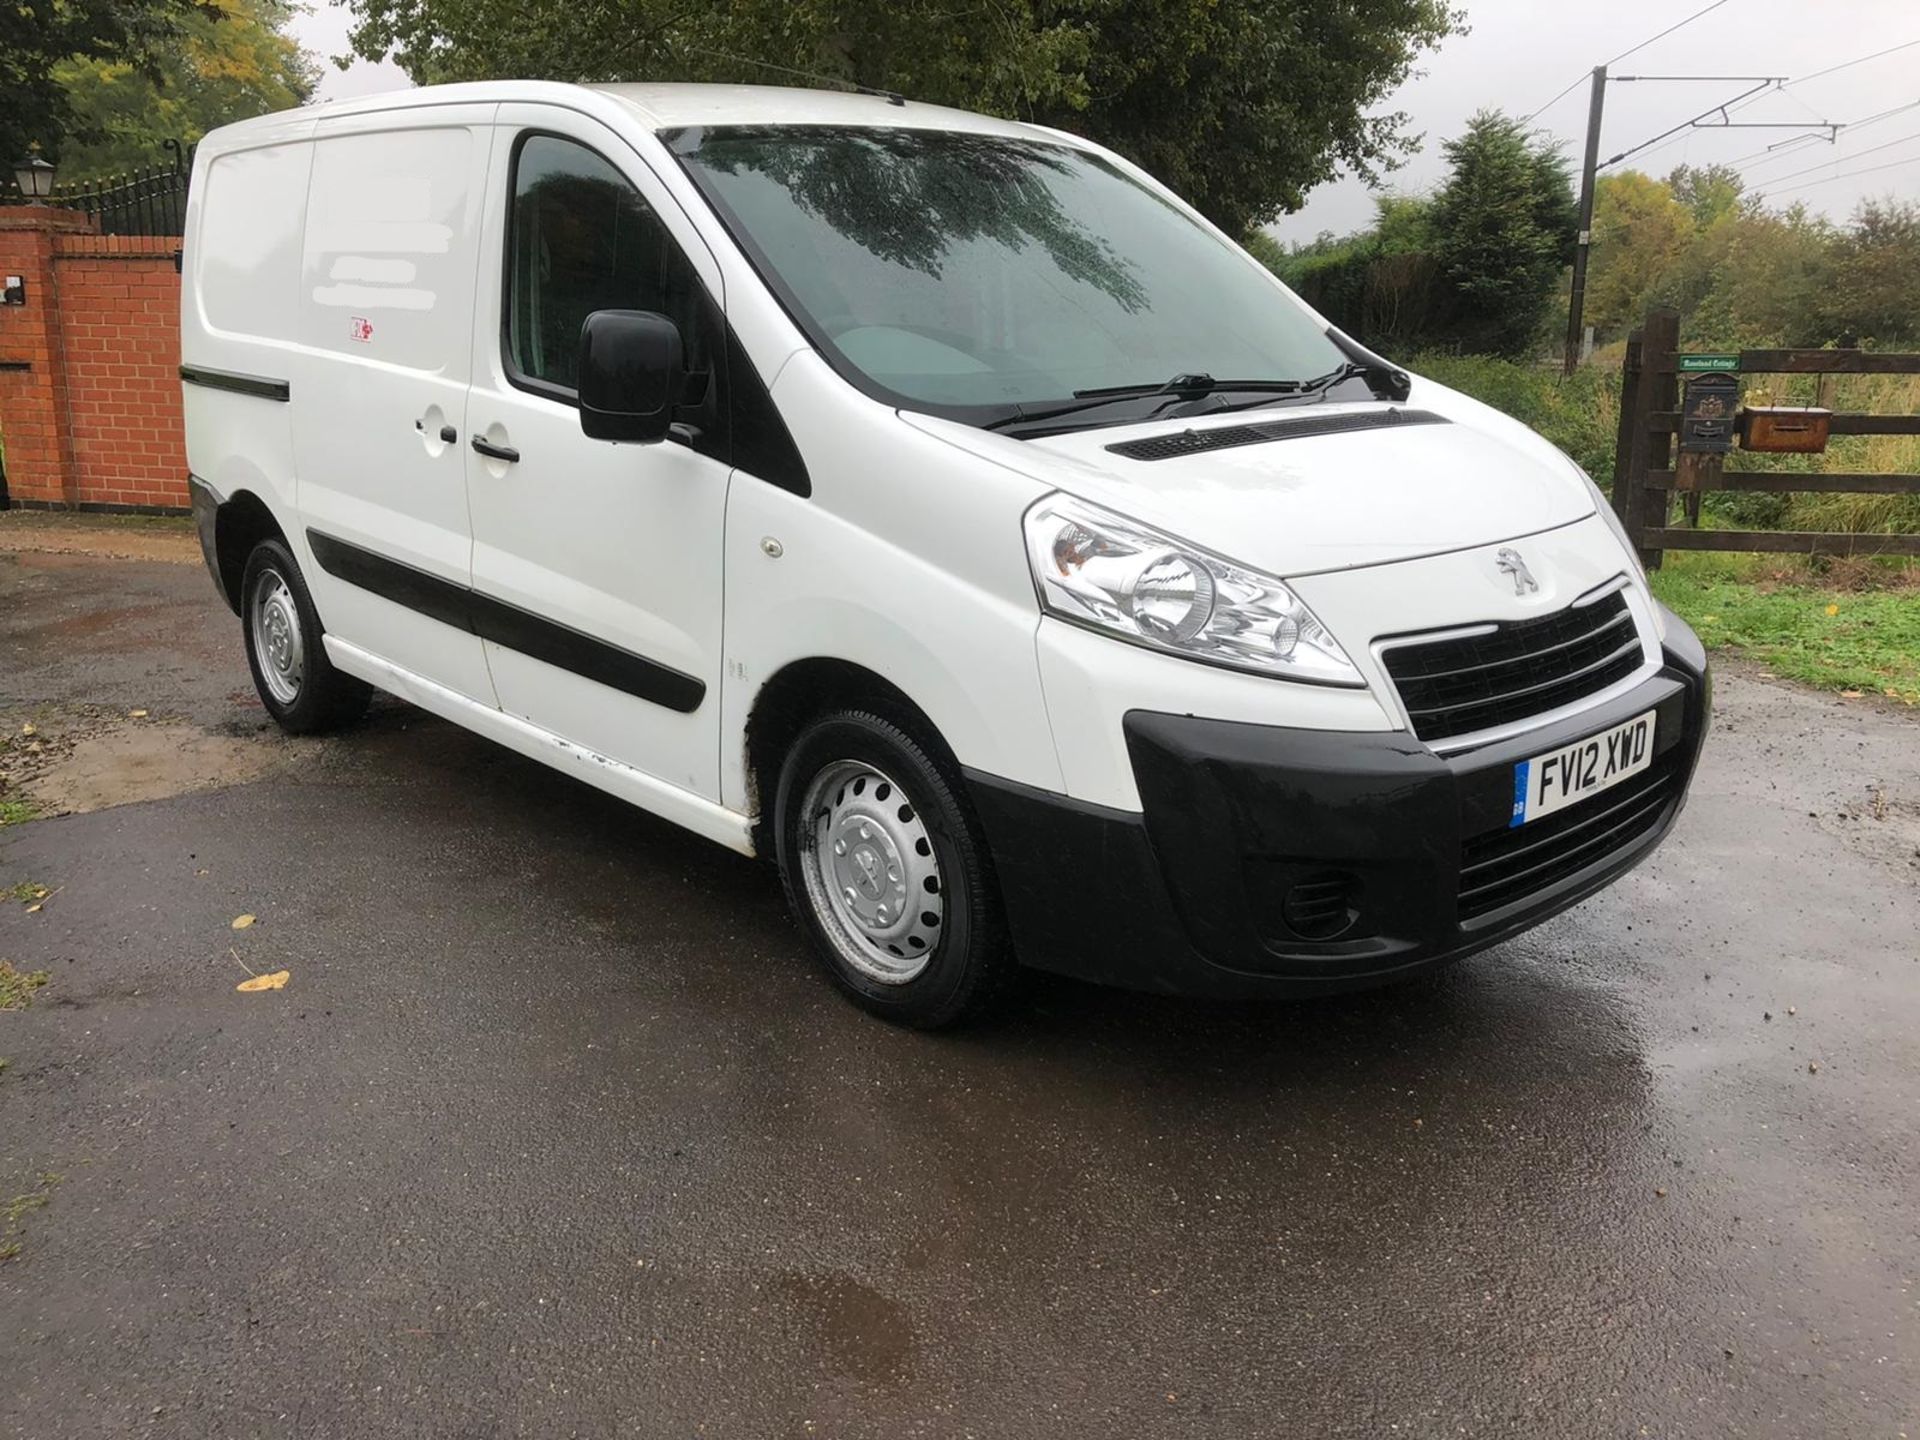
[968, 615, 1711, 999]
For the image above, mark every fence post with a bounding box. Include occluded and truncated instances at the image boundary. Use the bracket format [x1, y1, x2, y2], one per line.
[1624, 307, 1678, 571]
[1610, 328, 1642, 527]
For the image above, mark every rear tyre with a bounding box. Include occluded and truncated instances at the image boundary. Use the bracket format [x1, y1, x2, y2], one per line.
[774, 709, 1015, 1028]
[241, 538, 371, 735]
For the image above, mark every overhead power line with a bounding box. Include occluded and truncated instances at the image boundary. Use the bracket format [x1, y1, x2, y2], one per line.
[1751, 128, 1920, 189]
[1784, 37, 1920, 89]
[1600, 38, 1920, 173]
[1762, 152, 1920, 197]
[1598, 79, 1790, 170]
[1524, 75, 1589, 126]
[1521, 0, 1733, 124]
[1608, 0, 1734, 67]
[1723, 100, 1920, 170]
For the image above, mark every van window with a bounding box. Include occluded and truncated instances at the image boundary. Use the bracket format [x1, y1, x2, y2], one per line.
[670, 126, 1348, 428]
[506, 134, 713, 396]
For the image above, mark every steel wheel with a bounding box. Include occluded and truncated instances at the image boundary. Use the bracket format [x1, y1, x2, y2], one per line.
[250, 568, 305, 706]
[798, 759, 945, 984]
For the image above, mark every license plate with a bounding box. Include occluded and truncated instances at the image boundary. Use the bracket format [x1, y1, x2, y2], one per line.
[1510, 710, 1657, 827]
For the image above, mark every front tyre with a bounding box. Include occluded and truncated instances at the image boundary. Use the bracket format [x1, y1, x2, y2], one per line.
[774, 710, 1014, 1028]
[241, 538, 371, 734]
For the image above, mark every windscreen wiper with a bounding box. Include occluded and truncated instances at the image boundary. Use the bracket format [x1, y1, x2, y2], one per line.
[983, 374, 1312, 433]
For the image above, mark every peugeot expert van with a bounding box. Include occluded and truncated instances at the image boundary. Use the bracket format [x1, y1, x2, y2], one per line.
[183, 82, 1710, 1027]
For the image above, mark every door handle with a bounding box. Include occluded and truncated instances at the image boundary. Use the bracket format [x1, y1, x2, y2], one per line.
[471, 434, 520, 463]
[439, 424, 458, 444]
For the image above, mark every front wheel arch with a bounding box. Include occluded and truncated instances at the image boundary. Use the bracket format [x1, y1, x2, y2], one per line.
[744, 657, 957, 857]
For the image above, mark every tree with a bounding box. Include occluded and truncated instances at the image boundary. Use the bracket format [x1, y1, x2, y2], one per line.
[1274, 193, 1440, 351]
[1812, 199, 1920, 345]
[0, 0, 207, 170]
[1424, 111, 1576, 357]
[339, 0, 1465, 235]
[1584, 171, 1695, 339]
[53, 0, 318, 181]
[1667, 163, 1746, 227]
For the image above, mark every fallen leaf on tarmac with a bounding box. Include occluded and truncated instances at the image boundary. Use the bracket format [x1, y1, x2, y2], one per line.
[1841, 689, 1863, 698]
[24, 904, 41, 914]
[20, 723, 35, 737]
[129, 709, 149, 719]
[231, 914, 256, 930]
[236, 970, 289, 993]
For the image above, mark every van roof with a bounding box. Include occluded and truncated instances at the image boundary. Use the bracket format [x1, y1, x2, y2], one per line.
[229, 80, 1068, 144]
[589, 82, 1051, 139]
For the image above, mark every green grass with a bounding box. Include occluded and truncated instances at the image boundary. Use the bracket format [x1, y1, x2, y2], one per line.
[0, 1172, 61, 1263]
[0, 799, 36, 828]
[1651, 552, 1920, 703]
[3, 882, 48, 905]
[0, 961, 51, 1011]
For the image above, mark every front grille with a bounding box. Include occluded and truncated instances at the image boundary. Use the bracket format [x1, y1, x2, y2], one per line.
[1381, 589, 1643, 744]
[1105, 408, 1447, 462]
[1457, 748, 1681, 920]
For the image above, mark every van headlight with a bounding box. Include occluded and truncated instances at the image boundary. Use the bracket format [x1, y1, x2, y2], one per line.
[1023, 494, 1364, 686]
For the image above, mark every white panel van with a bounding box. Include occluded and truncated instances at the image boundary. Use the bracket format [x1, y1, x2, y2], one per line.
[183, 82, 1710, 1027]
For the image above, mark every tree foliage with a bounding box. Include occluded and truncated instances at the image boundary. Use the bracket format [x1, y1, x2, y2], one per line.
[339, 0, 1465, 234]
[1425, 111, 1576, 356]
[1581, 166, 1920, 350]
[1273, 110, 1574, 358]
[1, 0, 212, 170]
[54, 0, 319, 181]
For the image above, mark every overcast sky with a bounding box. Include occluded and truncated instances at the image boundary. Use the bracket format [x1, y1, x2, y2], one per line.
[296, 0, 1920, 237]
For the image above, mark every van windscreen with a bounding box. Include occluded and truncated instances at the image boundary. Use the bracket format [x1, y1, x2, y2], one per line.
[668, 125, 1350, 431]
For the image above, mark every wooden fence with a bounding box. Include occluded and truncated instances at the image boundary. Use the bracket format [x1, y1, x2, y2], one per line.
[1611, 306, 1920, 568]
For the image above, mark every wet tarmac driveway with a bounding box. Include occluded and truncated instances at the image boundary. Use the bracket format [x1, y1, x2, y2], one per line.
[1, 524, 1916, 1438]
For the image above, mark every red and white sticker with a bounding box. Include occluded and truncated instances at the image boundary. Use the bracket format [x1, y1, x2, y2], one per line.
[348, 316, 374, 343]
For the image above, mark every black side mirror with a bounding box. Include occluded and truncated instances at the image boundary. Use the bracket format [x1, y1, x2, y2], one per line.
[578, 309, 684, 444]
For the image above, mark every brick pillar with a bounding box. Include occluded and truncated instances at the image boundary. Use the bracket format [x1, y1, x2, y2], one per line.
[0, 206, 95, 508]
[53, 233, 189, 510]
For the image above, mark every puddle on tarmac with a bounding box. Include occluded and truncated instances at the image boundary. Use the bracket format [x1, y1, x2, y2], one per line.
[11, 719, 285, 814]
[777, 1270, 917, 1383]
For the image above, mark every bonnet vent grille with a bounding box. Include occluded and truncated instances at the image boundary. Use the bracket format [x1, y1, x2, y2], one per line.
[1106, 408, 1448, 463]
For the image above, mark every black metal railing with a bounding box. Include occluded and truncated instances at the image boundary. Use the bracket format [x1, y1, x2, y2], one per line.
[10, 140, 196, 236]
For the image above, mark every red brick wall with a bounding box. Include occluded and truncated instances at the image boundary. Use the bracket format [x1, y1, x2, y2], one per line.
[52, 233, 188, 510]
[0, 210, 188, 513]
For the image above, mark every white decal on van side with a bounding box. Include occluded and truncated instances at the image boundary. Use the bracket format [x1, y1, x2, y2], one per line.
[328, 256, 419, 284]
[307, 221, 453, 255]
[313, 282, 435, 312]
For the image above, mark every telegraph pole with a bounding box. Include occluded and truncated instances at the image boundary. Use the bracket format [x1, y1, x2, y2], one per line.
[1563, 66, 1608, 375]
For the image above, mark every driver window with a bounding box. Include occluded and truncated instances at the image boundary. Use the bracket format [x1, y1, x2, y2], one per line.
[506, 133, 713, 394]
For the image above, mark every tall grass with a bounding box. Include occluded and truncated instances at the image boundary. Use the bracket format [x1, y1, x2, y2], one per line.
[1413, 354, 1621, 484]
[1418, 356, 1920, 535]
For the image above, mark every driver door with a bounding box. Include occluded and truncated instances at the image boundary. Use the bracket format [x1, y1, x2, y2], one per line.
[464, 109, 731, 798]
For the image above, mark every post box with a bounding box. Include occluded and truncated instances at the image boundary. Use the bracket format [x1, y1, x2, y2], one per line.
[1738, 407, 1832, 455]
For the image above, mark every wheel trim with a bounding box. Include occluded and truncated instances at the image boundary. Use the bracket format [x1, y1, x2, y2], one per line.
[799, 759, 945, 985]
[251, 569, 305, 706]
